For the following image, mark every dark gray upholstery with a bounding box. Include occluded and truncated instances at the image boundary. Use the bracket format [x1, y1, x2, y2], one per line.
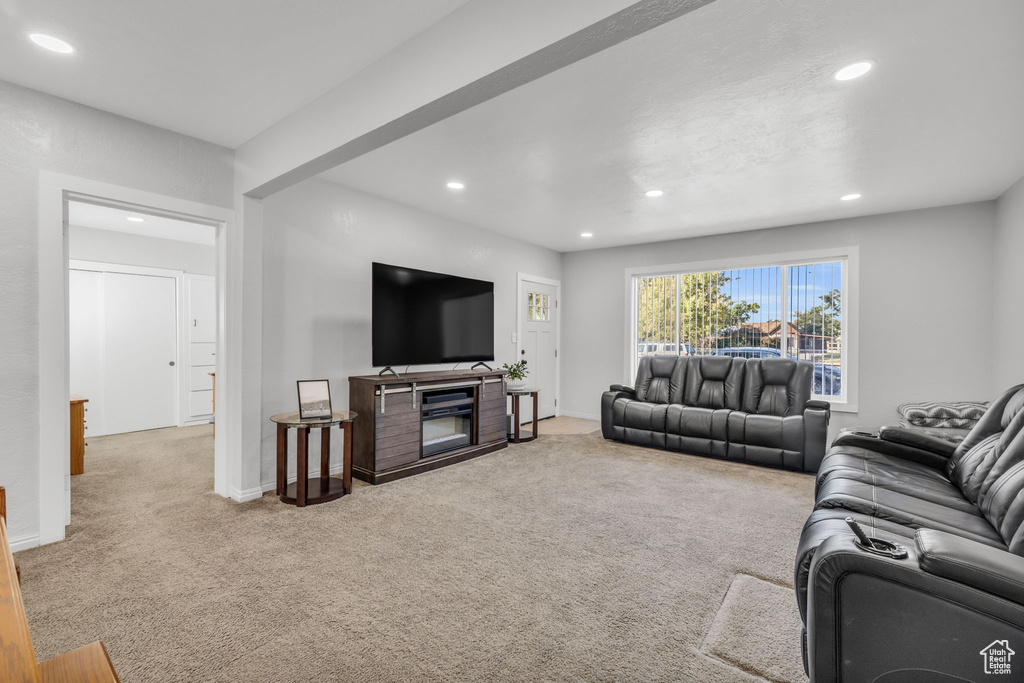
[794, 384, 1024, 681]
[601, 355, 828, 472]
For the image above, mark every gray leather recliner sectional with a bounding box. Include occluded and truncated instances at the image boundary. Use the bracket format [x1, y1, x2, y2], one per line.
[794, 384, 1024, 681]
[601, 355, 831, 472]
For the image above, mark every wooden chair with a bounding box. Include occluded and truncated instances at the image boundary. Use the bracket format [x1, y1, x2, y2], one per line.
[0, 486, 120, 682]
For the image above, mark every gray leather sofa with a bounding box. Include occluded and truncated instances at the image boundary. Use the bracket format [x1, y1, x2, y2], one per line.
[601, 355, 830, 472]
[794, 384, 1024, 681]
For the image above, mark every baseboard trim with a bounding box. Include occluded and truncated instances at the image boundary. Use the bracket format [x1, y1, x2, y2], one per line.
[260, 463, 348, 494]
[10, 534, 41, 553]
[560, 410, 600, 421]
[231, 486, 265, 503]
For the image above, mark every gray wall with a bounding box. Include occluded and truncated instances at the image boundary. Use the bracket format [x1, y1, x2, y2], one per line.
[994, 175, 1024, 394]
[69, 226, 217, 275]
[0, 79, 233, 543]
[260, 178, 561, 487]
[560, 202, 997, 439]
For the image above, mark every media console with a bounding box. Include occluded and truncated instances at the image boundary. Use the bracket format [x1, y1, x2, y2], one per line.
[348, 369, 507, 484]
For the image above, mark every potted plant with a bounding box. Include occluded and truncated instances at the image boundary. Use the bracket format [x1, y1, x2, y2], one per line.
[502, 360, 529, 390]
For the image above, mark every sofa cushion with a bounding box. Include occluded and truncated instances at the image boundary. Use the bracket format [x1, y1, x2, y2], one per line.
[615, 399, 668, 432]
[814, 477, 1004, 546]
[633, 355, 684, 404]
[726, 412, 805, 470]
[683, 356, 744, 410]
[978, 462, 1024, 554]
[816, 445, 954, 494]
[664, 405, 729, 458]
[741, 358, 811, 417]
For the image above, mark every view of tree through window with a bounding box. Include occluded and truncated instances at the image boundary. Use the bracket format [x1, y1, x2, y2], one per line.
[635, 262, 843, 397]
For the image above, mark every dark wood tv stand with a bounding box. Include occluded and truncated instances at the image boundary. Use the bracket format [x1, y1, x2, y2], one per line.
[349, 369, 507, 484]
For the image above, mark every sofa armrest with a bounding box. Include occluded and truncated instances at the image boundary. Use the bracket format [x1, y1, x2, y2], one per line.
[601, 390, 633, 439]
[830, 433, 950, 471]
[802, 401, 830, 472]
[609, 384, 635, 396]
[806, 534, 1024, 682]
[879, 426, 957, 458]
[916, 530, 1024, 604]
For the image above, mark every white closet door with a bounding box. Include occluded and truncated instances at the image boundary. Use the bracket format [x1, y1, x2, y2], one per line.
[103, 273, 178, 434]
[69, 269, 106, 436]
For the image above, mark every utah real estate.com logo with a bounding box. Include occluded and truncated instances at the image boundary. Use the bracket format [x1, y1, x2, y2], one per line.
[980, 640, 1015, 676]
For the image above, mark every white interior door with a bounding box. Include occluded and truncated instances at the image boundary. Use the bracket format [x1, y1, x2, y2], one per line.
[103, 272, 178, 434]
[520, 278, 558, 421]
[69, 269, 106, 436]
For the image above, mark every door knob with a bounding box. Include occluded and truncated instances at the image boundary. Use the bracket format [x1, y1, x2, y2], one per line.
[169, 361, 176, 366]
[521, 349, 526, 355]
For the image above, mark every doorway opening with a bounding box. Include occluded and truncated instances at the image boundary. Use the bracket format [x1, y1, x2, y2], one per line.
[37, 171, 235, 547]
[66, 200, 218, 524]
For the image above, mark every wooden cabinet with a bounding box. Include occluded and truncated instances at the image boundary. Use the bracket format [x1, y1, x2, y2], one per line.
[349, 370, 507, 484]
[70, 395, 88, 475]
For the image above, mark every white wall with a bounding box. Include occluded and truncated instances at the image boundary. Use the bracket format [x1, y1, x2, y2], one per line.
[69, 226, 216, 275]
[0, 79, 233, 546]
[259, 178, 561, 487]
[561, 202, 997, 438]
[993, 174, 1024, 394]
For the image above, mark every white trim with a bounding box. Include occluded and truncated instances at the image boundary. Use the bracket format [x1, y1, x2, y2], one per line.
[231, 487, 265, 503]
[516, 273, 561, 418]
[37, 171, 236, 549]
[9, 535, 42, 554]
[559, 410, 600, 421]
[624, 245, 859, 413]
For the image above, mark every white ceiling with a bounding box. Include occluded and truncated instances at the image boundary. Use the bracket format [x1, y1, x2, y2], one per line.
[322, 0, 1024, 252]
[0, 0, 470, 147]
[69, 202, 216, 246]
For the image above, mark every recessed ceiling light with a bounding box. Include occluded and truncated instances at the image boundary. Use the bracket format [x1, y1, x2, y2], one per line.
[446, 181, 465, 190]
[644, 189, 665, 198]
[126, 216, 145, 222]
[580, 232, 594, 238]
[29, 33, 74, 54]
[834, 61, 873, 81]
[840, 193, 862, 201]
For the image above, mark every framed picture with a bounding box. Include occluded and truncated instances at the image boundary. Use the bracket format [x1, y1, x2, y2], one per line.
[297, 379, 332, 420]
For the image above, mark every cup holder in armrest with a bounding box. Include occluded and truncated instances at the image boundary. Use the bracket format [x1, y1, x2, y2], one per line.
[854, 537, 909, 559]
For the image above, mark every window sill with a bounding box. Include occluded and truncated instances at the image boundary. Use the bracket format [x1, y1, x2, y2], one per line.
[822, 401, 857, 414]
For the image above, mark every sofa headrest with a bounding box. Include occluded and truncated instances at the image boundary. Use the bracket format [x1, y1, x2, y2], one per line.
[684, 356, 744, 410]
[634, 355, 685, 404]
[741, 358, 812, 417]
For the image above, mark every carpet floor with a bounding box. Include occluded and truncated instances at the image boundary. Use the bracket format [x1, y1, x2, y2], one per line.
[17, 425, 814, 682]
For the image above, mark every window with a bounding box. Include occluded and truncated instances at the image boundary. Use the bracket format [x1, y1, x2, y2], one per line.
[528, 291, 551, 321]
[632, 258, 848, 402]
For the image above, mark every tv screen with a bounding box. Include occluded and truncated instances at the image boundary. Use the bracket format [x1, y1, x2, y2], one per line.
[372, 262, 494, 367]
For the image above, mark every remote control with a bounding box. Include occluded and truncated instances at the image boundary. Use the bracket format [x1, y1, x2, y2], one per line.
[845, 517, 875, 548]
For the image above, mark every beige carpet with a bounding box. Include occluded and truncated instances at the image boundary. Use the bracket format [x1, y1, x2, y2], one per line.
[17, 425, 813, 682]
[701, 575, 806, 683]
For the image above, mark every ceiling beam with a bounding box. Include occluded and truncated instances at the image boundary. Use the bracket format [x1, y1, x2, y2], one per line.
[236, 0, 715, 199]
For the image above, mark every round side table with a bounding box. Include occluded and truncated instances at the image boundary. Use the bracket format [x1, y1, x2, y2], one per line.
[506, 387, 539, 443]
[270, 410, 357, 507]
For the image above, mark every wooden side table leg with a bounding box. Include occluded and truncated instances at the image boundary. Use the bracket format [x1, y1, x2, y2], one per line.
[532, 391, 539, 440]
[513, 394, 521, 444]
[296, 427, 309, 507]
[342, 421, 352, 494]
[320, 426, 331, 479]
[276, 424, 287, 495]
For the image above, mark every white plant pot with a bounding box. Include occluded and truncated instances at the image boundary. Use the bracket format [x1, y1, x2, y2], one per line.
[506, 377, 527, 391]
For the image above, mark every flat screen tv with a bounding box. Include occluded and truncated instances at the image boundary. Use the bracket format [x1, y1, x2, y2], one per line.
[372, 262, 494, 367]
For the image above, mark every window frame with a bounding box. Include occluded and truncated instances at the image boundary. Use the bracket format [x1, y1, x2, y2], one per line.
[624, 246, 859, 412]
